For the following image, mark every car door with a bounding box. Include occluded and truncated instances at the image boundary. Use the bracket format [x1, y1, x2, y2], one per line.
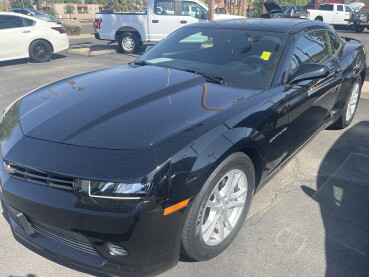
[148, 0, 180, 41]
[334, 5, 346, 25]
[178, 1, 206, 27]
[0, 14, 35, 61]
[285, 30, 342, 153]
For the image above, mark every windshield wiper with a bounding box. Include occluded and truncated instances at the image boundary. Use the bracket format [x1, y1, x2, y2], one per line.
[182, 69, 224, 85]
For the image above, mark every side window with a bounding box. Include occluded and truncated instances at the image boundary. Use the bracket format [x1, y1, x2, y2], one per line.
[22, 18, 35, 27]
[319, 5, 333, 11]
[290, 31, 331, 75]
[327, 31, 341, 55]
[0, 15, 23, 29]
[182, 1, 205, 18]
[345, 6, 352, 12]
[337, 5, 343, 12]
[154, 0, 176, 15]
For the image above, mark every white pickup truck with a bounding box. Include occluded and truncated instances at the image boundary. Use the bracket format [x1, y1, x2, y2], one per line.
[305, 3, 353, 26]
[94, 0, 241, 53]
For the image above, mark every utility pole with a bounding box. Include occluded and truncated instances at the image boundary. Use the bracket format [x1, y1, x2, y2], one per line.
[208, 0, 214, 21]
[3, 0, 8, 11]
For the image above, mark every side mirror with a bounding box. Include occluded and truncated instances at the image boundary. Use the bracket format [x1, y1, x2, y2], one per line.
[287, 64, 329, 86]
[145, 45, 153, 53]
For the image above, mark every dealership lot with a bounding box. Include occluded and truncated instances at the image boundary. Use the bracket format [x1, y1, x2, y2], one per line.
[0, 29, 369, 277]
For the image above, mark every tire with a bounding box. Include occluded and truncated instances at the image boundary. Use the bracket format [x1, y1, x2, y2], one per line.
[315, 16, 323, 21]
[182, 152, 255, 261]
[332, 76, 362, 129]
[118, 32, 139, 54]
[29, 40, 52, 63]
[354, 24, 365, 33]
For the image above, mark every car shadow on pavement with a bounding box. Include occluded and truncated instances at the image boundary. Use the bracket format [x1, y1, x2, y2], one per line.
[0, 54, 66, 67]
[301, 121, 369, 276]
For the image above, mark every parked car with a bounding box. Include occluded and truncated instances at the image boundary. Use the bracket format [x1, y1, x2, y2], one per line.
[94, 0, 242, 53]
[9, 8, 59, 23]
[348, 3, 369, 32]
[0, 18, 365, 277]
[261, 2, 305, 18]
[0, 12, 69, 63]
[305, 3, 353, 27]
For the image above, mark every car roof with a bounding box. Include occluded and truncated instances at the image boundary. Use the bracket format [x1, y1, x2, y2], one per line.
[0, 11, 40, 21]
[10, 8, 35, 11]
[185, 18, 329, 34]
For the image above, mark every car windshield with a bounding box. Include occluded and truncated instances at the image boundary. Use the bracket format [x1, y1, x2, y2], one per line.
[136, 27, 285, 89]
[29, 9, 43, 15]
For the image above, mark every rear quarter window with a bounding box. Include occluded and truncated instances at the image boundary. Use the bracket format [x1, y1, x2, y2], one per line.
[319, 5, 334, 11]
[328, 31, 342, 55]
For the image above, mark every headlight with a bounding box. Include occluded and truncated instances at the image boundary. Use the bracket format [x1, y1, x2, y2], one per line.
[75, 179, 151, 199]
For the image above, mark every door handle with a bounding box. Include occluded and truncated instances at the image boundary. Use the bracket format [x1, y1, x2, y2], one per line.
[152, 20, 159, 23]
[22, 30, 31, 33]
[180, 20, 187, 24]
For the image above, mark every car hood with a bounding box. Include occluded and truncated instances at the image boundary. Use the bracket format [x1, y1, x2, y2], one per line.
[19, 65, 257, 150]
[214, 14, 245, 19]
[263, 2, 283, 13]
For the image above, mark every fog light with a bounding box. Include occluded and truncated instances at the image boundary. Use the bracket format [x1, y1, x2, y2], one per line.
[106, 242, 129, 257]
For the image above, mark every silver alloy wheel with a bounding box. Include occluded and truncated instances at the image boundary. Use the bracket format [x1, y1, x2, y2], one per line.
[122, 36, 135, 51]
[346, 82, 360, 122]
[201, 169, 248, 246]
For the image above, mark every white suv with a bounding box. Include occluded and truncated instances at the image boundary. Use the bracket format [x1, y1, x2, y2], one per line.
[0, 12, 69, 63]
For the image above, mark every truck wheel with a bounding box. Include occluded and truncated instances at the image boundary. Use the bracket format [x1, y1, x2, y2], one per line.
[314, 16, 323, 21]
[118, 32, 139, 54]
[354, 25, 365, 33]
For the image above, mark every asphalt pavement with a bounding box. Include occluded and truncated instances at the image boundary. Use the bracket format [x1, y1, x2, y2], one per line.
[0, 28, 369, 277]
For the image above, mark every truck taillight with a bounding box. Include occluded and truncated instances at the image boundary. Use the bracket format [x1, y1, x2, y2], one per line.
[306, 11, 310, 18]
[51, 27, 65, 34]
[95, 18, 102, 29]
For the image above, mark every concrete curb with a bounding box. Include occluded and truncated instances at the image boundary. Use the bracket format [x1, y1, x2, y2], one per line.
[68, 47, 117, 56]
[68, 34, 95, 40]
[362, 81, 369, 100]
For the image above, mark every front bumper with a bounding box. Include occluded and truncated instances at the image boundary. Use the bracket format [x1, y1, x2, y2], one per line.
[0, 165, 187, 276]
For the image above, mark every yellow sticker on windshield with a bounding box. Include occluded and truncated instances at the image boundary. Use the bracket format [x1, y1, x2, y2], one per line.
[261, 51, 271, 61]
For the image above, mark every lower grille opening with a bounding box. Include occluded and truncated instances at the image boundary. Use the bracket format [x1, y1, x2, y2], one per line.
[31, 221, 100, 256]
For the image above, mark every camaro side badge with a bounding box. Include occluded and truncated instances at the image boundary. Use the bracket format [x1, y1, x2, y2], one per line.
[308, 83, 320, 96]
[269, 127, 288, 143]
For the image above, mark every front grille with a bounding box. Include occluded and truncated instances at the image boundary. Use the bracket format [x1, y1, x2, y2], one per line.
[32, 221, 100, 256]
[4, 161, 74, 190]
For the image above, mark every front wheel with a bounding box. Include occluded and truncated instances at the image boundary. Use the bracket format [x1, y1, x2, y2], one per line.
[182, 152, 255, 261]
[118, 32, 139, 54]
[29, 40, 52, 63]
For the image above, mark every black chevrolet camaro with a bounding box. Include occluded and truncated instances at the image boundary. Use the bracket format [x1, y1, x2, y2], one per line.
[0, 19, 366, 276]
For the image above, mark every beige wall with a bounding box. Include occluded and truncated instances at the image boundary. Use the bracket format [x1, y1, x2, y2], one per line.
[45, 3, 102, 19]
